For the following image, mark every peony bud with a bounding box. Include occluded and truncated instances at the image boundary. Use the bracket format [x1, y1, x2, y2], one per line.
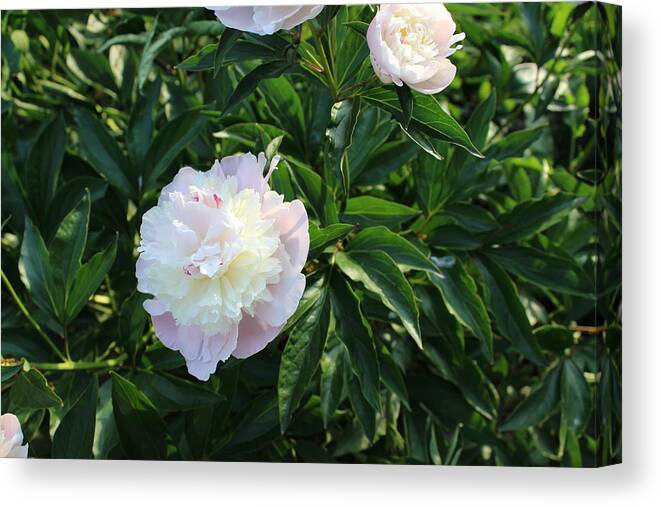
[209, 5, 323, 36]
[0, 413, 28, 458]
[137, 153, 309, 381]
[367, 3, 465, 95]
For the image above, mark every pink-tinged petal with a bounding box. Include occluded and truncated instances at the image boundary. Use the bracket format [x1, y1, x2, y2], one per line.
[369, 55, 394, 85]
[158, 166, 199, 204]
[262, 194, 309, 272]
[212, 7, 260, 34]
[277, 5, 324, 30]
[186, 325, 238, 381]
[399, 60, 441, 86]
[232, 314, 283, 359]
[143, 298, 168, 316]
[408, 59, 457, 95]
[367, 12, 402, 82]
[252, 6, 301, 34]
[0, 413, 27, 458]
[253, 270, 306, 328]
[144, 299, 238, 380]
[6, 442, 28, 458]
[213, 153, 268, 194]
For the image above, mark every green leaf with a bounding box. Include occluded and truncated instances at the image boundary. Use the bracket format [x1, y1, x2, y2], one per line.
[93, 379, 120, 459]
[10, 368, 63, 410]
[417, 283, 464, 353]
[377, 344, 410, 410]
[439, 203, 500, 233]
[342, 196, 420, 228]
[344, 20, 369, 37]
[308, 223, 354, 260]
[336, 250, 422, 348]
[278, 283, 331, 432]
[118, 291, 149, 359]
[423, 335, 497, 419]
[69, 49, 118, 92]
[395, 84, 413, 128]
[20, 217, 58, 318]
[128, 75, 161, 165]
[133, 371, 224, 412]
[485, 246, 593, 297]
[499, 366, 561, 432]
[345, 363, 376, 441]
[65, 234, 117, 321]
[49, 191, 90, 298]
[1, 361, 24, 382]
[72, 108, 133, 196]
[330, 276, 380, 411]
[412, 153, 444, 213]
[335, 9, 370, 88]
[143, 110, 209, 191]
[428, 258, 494, 361]
[289, 161, 338, 226]
[214, 28, 242, 77]
[320, 342, 346, 428]
[428, 224, 483, 251]
[223, 60, 292, 114]
[490, 193, 586, 244]
[26, 112, 65, 214]
[560, 358, 591, 435]
[535, 325, 574, 355]
[52, 375, 98, 459]
[444, 92, 497, 195]
[485, 125, 544, 161]
[328, 99, 361, 197]
[361, 86, 482, 157]
[138, 25, 186, 91]
[474, 255, 546, 366]
[110, 371, 168, 460]
[354, 140, 419, 186]
[466, 92, 497, 150]
[259, 76, 306, 150]
[348, 226, 436, 272]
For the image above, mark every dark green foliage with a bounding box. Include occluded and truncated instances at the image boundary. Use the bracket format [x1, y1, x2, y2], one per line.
[1, 3, 621, 466]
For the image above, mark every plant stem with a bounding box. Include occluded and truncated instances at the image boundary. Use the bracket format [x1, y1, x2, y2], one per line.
[62, 325, 71, 361]
[1, 270, 67, 363]
[313, 28, 337, 101]
[31, 354, 128, 372]
[104, 274, 118, 313]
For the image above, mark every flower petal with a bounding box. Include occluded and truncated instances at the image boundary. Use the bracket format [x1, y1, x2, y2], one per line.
[233, 313, 283, 359]
[253, 269, 306, 328]
[408, 59, 456, 95]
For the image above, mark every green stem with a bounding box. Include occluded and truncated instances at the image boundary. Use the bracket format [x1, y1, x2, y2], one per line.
[62, 325, 71, 361]
[1, 270, 67, 363]
[31, 354, 128, 372]
[313, 28, 337, 101]
[105, 274, 118, 313]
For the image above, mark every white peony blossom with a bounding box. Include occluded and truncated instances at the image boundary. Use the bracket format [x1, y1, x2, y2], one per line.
[209, 5, 324, 36]
[367, 3, 465, 94]
[137, 153, 309, 381]
[0, 413, 28, 458]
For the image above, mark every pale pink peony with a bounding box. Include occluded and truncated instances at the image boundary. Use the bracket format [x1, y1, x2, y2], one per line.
[0, 413, 28, 458]
[367, 3, 465, 95]
[137, 153, 309, 381]
[209, 5, 324, 36]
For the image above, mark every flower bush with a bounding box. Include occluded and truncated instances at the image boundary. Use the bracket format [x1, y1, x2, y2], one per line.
[1, 3, 621, 466]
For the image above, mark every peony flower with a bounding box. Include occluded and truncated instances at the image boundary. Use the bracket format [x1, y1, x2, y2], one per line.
[367, 3, 465, 95]
[0, 413, 28, 458]
[208, 5, 324, 36]
[137, 153, 309, 381]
